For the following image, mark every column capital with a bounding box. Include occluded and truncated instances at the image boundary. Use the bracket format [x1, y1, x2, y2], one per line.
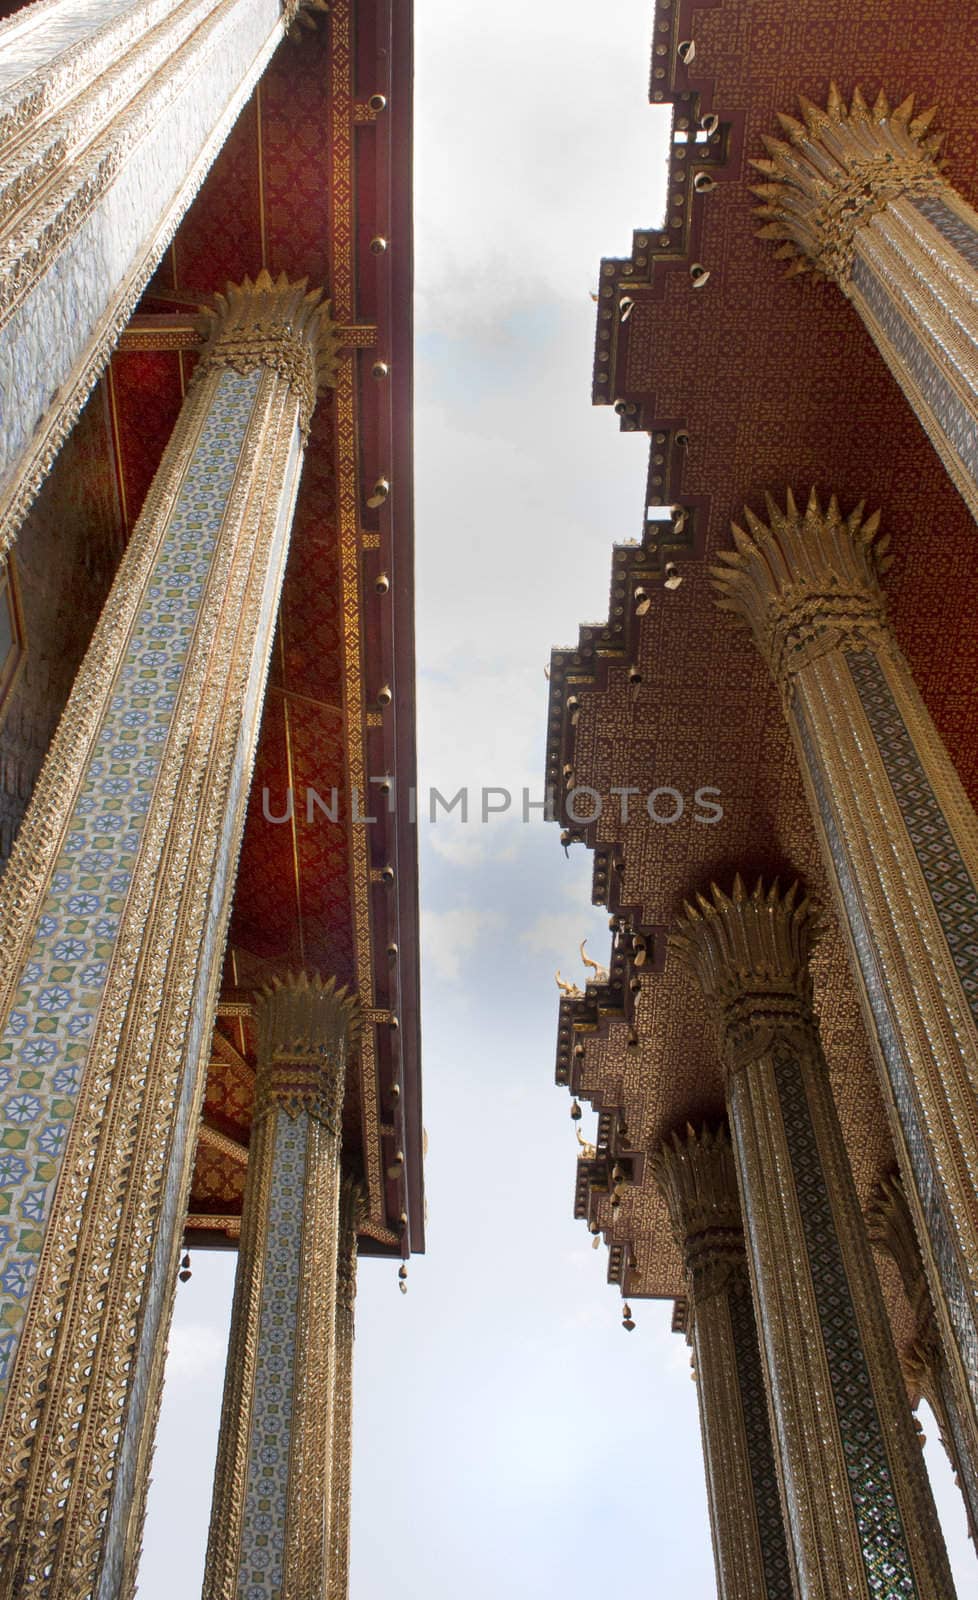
[712, 489, 892, 698]
[670, 876, 819, 1073]
[652, 1122, 746, 1301]
[255, 971, 358, 1128]
[198, 270, 340, 435]
[751, 85, 945, 285]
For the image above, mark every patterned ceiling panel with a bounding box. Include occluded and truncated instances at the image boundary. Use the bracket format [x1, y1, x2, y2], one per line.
[170, 92, 263, 292]
[108, 351, 185, 535]
[203, 1049, 254, 1142]
[280, 399, 345, 707]
[259, 36, 333, 286]
[284, 693, 356, 982]
[190, 1143, 248, 1214]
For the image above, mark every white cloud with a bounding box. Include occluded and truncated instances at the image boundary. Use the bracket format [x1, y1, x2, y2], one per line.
[425, 825, 520, 869]
[422, 906, 504, 982]
[520, 905, 609, 968]
[414, 0, 671, 312]
[163, 1320, 230, 1383]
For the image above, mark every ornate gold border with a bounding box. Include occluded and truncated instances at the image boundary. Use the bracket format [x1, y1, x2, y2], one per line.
[329, 0, 388, 1231]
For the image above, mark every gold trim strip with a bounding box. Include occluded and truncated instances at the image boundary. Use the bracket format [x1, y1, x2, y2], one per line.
[186, 1213, 243, 1236]
[199, 1121, 250, 1164]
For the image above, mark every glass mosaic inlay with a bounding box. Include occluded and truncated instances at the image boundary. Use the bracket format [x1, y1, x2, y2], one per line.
[794, 691, 978, 1406]
[850, 251, 978, 493]
[727, 1275, 794, 1599]
[0, 368, 260, 1402]
[238, 1110, 309, 1599]
[911, 194, 978, 276]
[774, 1053, 920, 1598]
[848, 650, 978, 1021]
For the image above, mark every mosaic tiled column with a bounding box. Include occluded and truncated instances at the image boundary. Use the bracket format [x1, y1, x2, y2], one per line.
[327, 1178, 367, 1600]
[203, 973, 355, 1600]
[0, 271, 336, 1600]
[0, 0, 301, 552]
[672, 878, 956, 1600]
[868, 1171, 978, 1548]
[652, 1122, 793, 1600]
[753, 86, 978, 522]
[713, 487, 978, 1493]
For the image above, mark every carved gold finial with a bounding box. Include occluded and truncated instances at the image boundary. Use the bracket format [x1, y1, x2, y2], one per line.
[575, 1127, 597, 1160]
[711, 489, 893, 698]
[652, 1121, 745, 1299]
[670, 877, 819, 1071]
[255, 970, 358, 1125]
[752, 85, 946, 285]
[198, 270, 340, 435]
[579, 939, 609, 983]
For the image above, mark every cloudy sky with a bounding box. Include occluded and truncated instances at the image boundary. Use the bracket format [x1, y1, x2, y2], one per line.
[138, 2, 973, 1593]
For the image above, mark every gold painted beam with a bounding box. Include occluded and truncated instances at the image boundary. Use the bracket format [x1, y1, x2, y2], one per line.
[117, 317, 377, 354]
[198, 1120, 249, 1165]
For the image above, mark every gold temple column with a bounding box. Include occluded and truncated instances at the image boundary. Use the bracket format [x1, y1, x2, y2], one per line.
[652, 1122, 793, 1600]
[868, 1171, 978, 1547]
[753, 86, 978, 522]
[713, 488, 978, 1493]
[0, 271, 335, 1599]
[673, 878, 956, 1600]
[0, 0, 298, 551]
[327, 1178, 366, 1600]
[202, 973, 356, 1600]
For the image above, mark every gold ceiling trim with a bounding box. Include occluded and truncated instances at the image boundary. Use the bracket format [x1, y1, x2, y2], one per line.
[117, 321, 376, 354]
[185, 1214, 242, 1239]
[331, 0, 386, 1230]
[198, 1121, 249, 1165]
[337, 353, 384, 1225]
[210, 1027, 253, 1072]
